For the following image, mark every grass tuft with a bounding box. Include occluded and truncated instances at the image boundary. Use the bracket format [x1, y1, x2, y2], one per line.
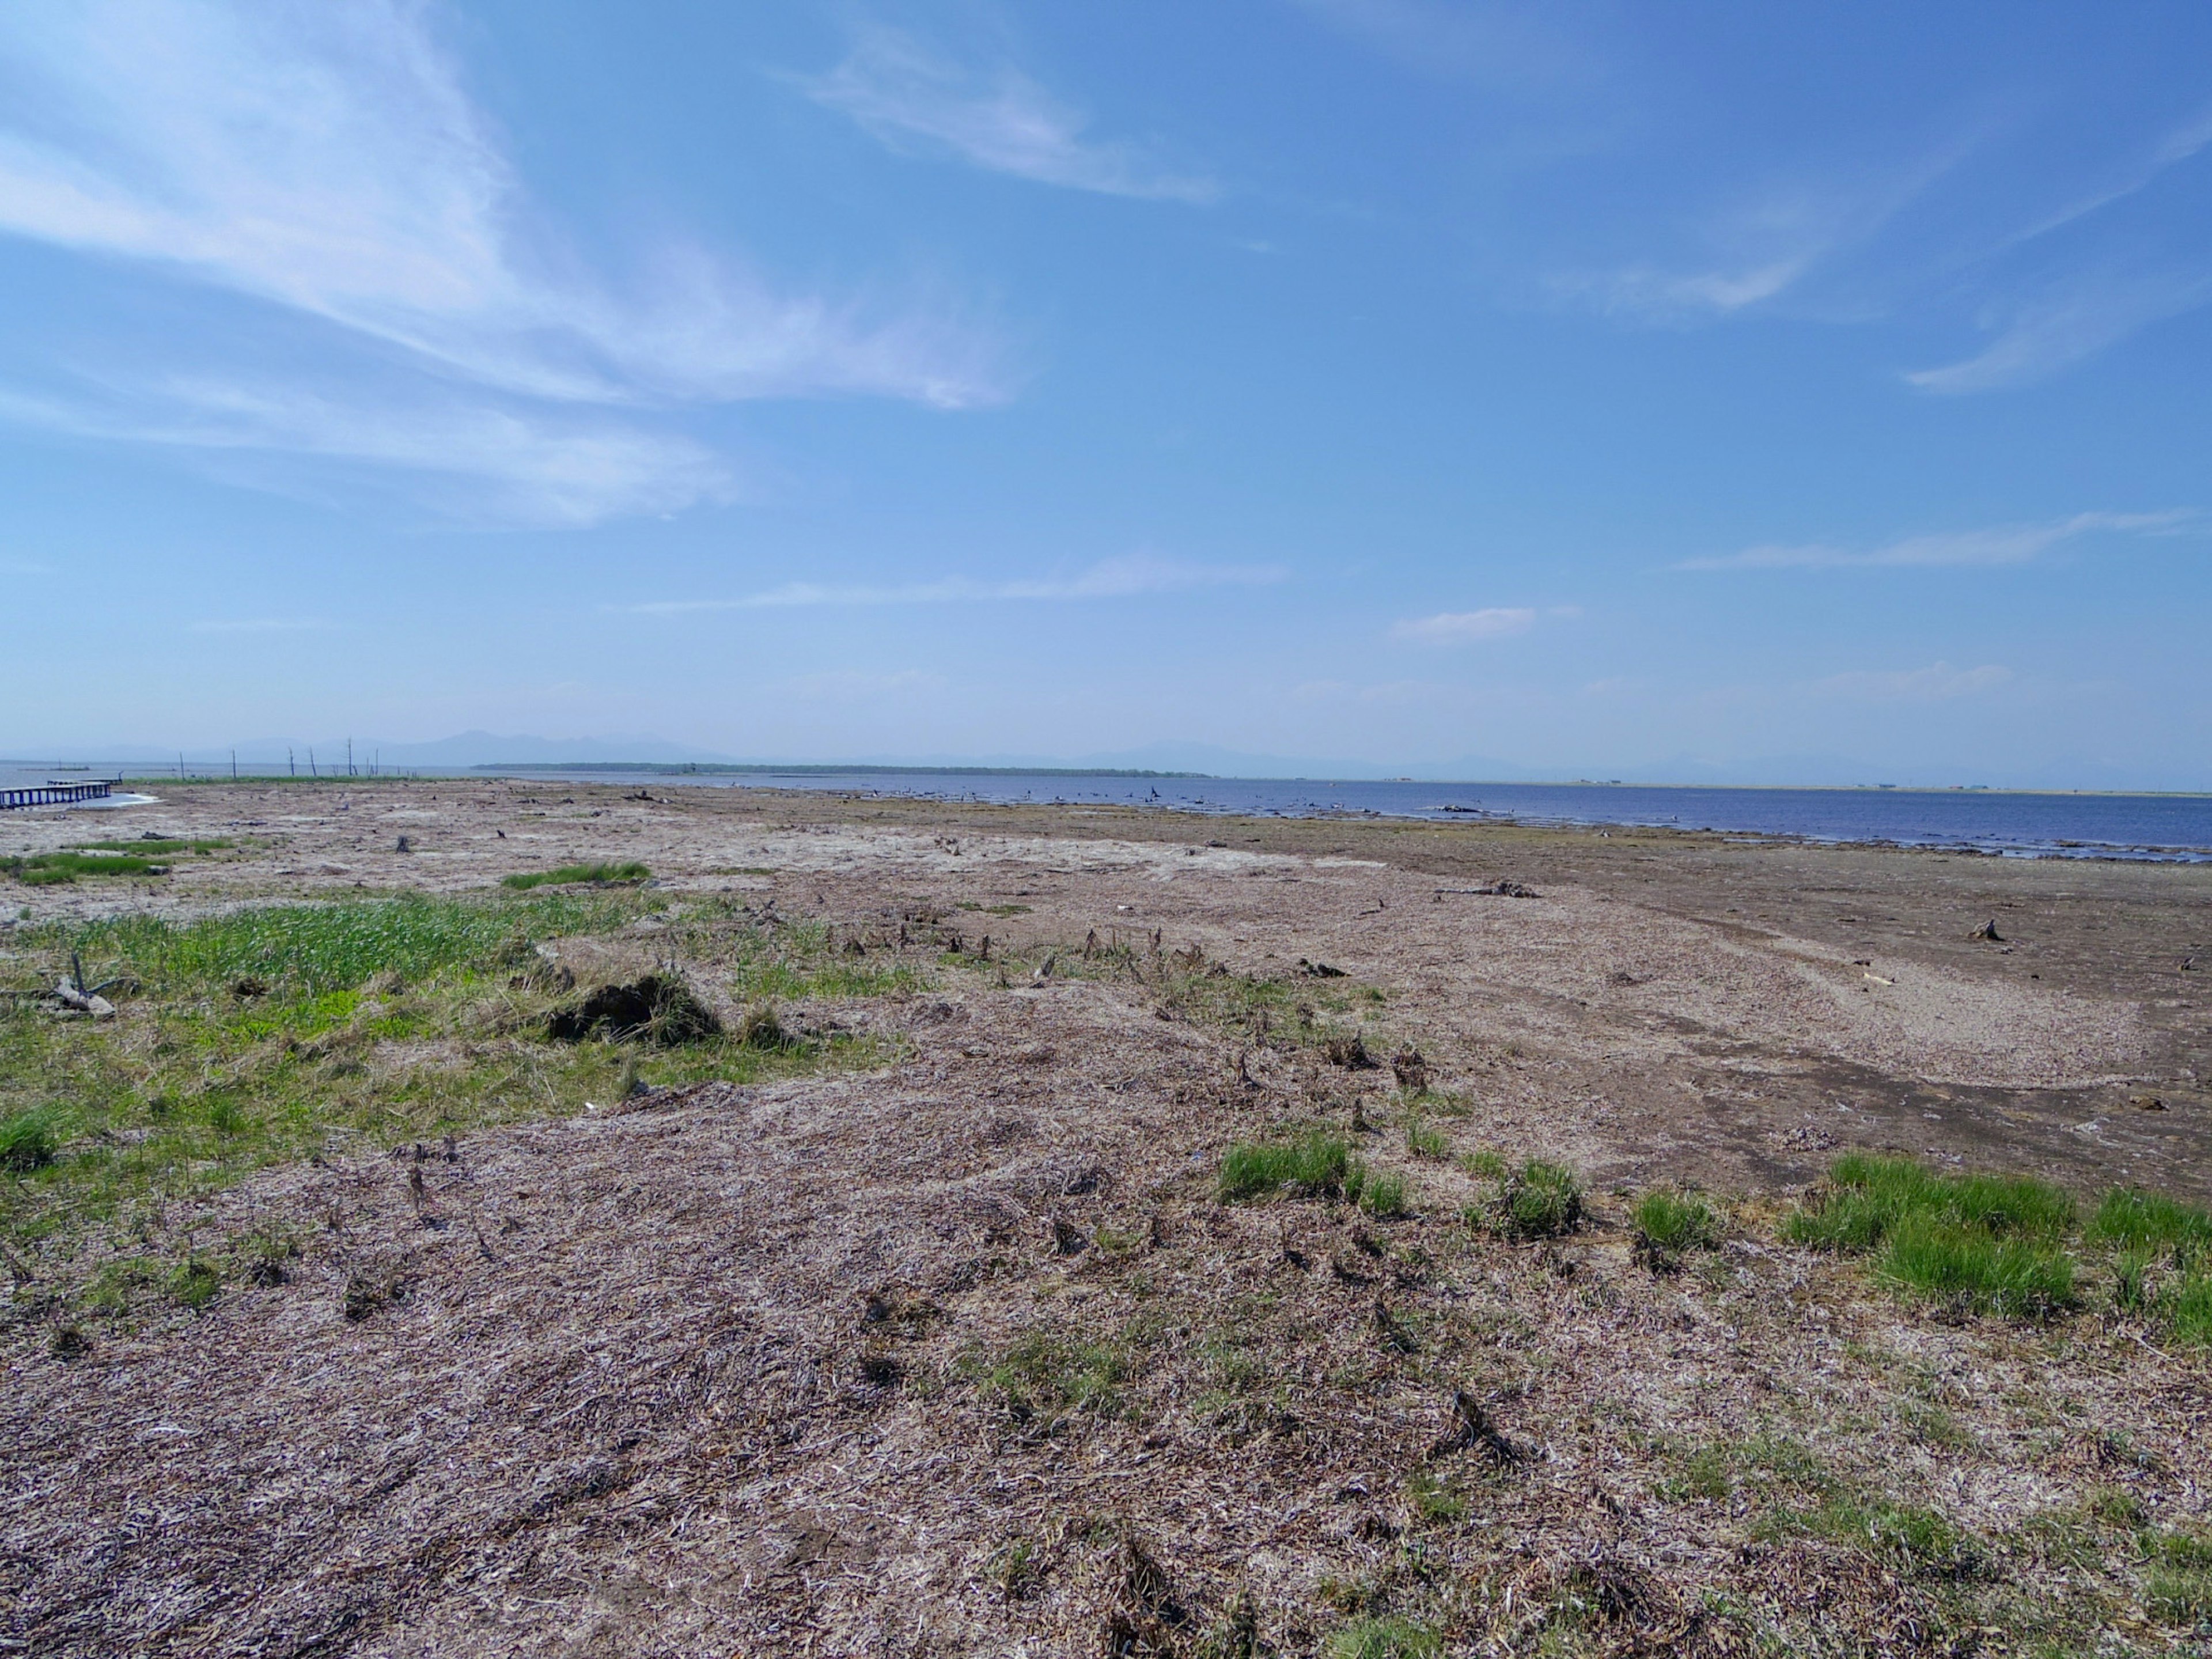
[1878, 1219, 2075, 1319]
[0, 1108, 59, 1172]
[501, 861, 650, 891]
[2143, 1529, 2212, 1627]
[1633, 1190, 1723, 1271]
[1784, 1153, 2077, 1319]
[1356, 1168, 1408, 1218]
[2088, 1188, 2212, 1256]
[1217, 1132, 1353, 1202]
[1476, 1158, 1583, 1241]
[971, 1331, 1128, 1422]
[1786, 1153, 2073, 1252]
[1404, 1119, 1448, 1161]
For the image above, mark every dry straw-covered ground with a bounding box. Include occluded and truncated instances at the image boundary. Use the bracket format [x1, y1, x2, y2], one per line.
[2, 779, 2210, 1656]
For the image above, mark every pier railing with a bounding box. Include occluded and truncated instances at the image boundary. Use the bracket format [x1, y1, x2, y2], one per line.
[0, 781, 113, 810]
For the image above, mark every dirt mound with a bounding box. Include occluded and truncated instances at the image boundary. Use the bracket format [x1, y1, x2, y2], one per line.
[544, 974, 721, 1046]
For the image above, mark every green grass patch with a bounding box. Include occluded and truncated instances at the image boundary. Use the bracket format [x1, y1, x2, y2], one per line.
[1406, 1468, 1465, 1525]
[1470, 1158, 1584, 1241]
[1218, 1132, 1353, 1200]
[1353, 1166, 1408, 1218]
[968, 1331, 1129, 1422]
[45, 889, 652, 997]
[1761, 1493, 1984, 1580]
[1404, 1118, 1448, 1161]
[0, 1107, 60, 1171]
[2, 837, 233, 886]
[1325, 1617, 1440, 1659]
[500, 861, 651, 890]
[1786, 1153, 2074, 1252]
[2143, 1529, 2212, 1627]
[1878, 1219, 2075, 1318]
[3, 851, 165, 884]
[2088, 1188, 2212, 1256]
[0, 889, 909, 1283]
[1786, 1154, 2077, 1320]
[1633, 1190, 1724, 1270]
[70, 837, 230, 855]
[2162, 1270, 2212, 1346]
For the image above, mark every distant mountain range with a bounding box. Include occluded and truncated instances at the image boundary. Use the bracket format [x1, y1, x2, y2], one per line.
[4, 732, 2202, 793]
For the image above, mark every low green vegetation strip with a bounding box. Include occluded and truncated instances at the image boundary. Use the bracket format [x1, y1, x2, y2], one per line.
[1215, 1131, 1407, 1217]
[2, 838, 232, 886]
[1786, 1152, 2077, 1319]
[1787, 1152, 2212, 1336]
[0, 891, 912, 1301]
[500, 861, 651, 890]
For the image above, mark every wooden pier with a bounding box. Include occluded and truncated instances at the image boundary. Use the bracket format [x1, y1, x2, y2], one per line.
[0, 781, 113, 810]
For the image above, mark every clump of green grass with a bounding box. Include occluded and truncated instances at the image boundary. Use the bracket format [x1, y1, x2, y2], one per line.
[1218, 1132, 1353, 1201]
[1, 836, 232, 885]
[1762, 1493, 1984, 1580]
[1786, 1153, 2074, 1251]
[2088, 1188, 2212, 1256]
[3, 851, 167, 885]
[1404, 1119, 1448, 1161]
[1326, 1616, 1440, 1659]
[1406, 1468, 1465, 1524]
[1458, 1148, 1506, 1180]
[1354, 1168, 1408, 1218]
[50, 889, 651, 997]
[2161, 1271, 2212, 1347]
[1472, 1158, 1584, 1241]
[0, 1108, 59, 1172]
[1880, 1222, 2075, 1319]
[165, 1255, 222, 1311]
[501, 861, 650, 891]
[1787, 1153, 2077, 1319]
[2144, 1529, 2212, 1627]
[971, 1332, 1128, 1422]
[1632, 1190, 1724, 1272]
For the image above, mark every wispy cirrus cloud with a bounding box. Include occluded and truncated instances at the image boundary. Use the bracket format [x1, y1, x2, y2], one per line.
[0, 3, 1007, 524]
[796, 26, 1217, 203]
[1566, 137, 1980, 324]
[1810, 662, 2012, 701]
[1391, 607, 1537, 643]
[1679, 510, 2194, 571]
[1905, 270, 2212, 394]
[608, 554, 1282, 616]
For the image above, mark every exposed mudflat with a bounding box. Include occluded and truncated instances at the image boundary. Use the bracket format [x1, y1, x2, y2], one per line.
[3, 781, 2210, 1655]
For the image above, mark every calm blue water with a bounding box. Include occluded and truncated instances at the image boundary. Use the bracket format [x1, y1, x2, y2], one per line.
[6, 762, 2208, 861]
[532, 770, 2212, 862]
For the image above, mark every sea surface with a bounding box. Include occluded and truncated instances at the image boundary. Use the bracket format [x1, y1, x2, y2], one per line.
[5, 762, 2209, 862]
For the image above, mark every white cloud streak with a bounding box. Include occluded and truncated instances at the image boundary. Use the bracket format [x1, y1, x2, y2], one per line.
[1679, 510, 2193, 571]
[1391, 607, 1536, 643]
[1906, 271, 2212, 394]
[0, 379, 731, 528]
[609, 555, 1283, 616]
[798, 26, 1217, 203]
[1810, 662, 2012, 701]
[0, 2, 1007, 522]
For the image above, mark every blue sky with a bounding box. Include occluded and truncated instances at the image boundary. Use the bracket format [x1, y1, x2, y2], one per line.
[2, 2, 2209, 785]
